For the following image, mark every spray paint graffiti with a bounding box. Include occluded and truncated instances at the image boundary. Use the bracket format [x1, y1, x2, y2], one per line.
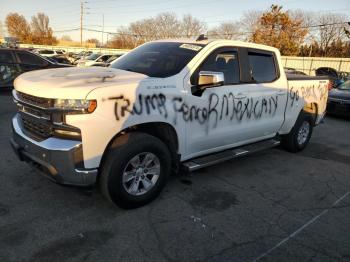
[172, 93, 278, 128]
[289, 84, 328, 107]
[109, 92, 279, 129]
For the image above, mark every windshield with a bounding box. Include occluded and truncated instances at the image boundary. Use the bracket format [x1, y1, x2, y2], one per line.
[338, 80, 350, 90]
[86, 53, 100, 60]
[110, 42, 205, 78]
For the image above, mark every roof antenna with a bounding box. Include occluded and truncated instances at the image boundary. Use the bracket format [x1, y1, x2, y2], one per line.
[196, 34, 208, 41]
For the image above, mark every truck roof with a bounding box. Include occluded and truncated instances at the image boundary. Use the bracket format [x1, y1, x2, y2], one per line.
[153, 39, 280, 53]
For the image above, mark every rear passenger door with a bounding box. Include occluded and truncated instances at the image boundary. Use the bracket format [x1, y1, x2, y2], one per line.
[243, 48, 287, 138]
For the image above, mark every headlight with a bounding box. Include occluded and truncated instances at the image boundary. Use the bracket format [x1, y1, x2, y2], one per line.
[53, 99, 97, 114]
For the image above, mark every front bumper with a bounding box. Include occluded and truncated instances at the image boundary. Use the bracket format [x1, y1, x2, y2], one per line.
[11, 114, 98, 186]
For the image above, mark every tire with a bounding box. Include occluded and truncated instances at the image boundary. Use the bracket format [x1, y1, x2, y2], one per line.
[281, 112, 313, 153]
[100, 132, 171, 209]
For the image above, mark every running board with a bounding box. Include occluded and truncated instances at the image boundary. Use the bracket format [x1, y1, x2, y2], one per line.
[182, 139, 281, 172]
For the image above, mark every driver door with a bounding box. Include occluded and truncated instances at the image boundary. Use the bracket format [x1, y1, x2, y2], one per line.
[184, 47, 251, 157]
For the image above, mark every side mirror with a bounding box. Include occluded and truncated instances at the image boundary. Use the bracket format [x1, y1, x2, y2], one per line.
[198, 71, 224, 88]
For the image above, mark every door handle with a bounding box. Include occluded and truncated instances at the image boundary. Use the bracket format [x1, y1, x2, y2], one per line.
[277, 90, 285, 96]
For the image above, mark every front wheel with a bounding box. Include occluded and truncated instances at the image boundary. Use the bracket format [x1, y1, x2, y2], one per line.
[281, 112, 313, 153]
[100, 132, 171, 209]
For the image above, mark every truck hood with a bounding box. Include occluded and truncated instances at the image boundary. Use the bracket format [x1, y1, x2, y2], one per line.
[14, 67, 148, 99]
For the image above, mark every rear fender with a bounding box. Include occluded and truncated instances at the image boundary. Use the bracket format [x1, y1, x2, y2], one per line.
[279, 80, 328, 134]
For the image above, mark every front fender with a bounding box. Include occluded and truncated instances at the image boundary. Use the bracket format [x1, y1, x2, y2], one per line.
[67, 81, 185, 169]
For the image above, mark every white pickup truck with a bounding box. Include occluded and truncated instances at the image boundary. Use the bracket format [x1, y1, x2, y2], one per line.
[11, 40, 329, 208]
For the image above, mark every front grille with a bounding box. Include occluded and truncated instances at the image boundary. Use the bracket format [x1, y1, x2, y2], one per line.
[21, 114, 52, 139]
[17, 91, 53, 109]
[15, 91, 80, 141]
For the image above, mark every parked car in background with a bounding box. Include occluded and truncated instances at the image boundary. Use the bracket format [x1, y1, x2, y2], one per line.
[34, 49, 65, 57]
[91, 54, 123, 67]
[68, 51, 93, 65]
[67, 52, 77, 63]
[327, 80, 350, 117]
[77, 53, 113, 67]
[315, 67, 343, 89]
[55, 49, 66, 55]
[46, 55, 72, 65]
[0, 49, 72, 89]
[78, 50, 93, 57]
[284, 67, 307, 76]
[337, 71, 350, 85]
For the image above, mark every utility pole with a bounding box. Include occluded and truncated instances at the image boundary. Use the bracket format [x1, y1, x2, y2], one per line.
[101, 14, 104, 49]
[80, 0, 83, 46]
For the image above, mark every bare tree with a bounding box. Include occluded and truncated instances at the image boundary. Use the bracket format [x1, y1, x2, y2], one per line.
[86, 38, 100, 47]
[180, 14, 206, 38]
[31, 13, 57, 45]
[316, 14, 348, 56]
[5, 13, 32, 43]
[239, 10, 263, 41]
[152, 12, 182, 39]
[108, 26, 139, 49]
[109, 13, 206, 48]
[208, 22, 241, 40]
[60, 35, 72, 42]
[130, 18, 159, 43]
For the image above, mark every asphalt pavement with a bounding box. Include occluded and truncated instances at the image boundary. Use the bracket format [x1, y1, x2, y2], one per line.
[0, 92, 349, 262]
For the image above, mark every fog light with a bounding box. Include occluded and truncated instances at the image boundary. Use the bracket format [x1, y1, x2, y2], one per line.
[54, 129, 81, 139]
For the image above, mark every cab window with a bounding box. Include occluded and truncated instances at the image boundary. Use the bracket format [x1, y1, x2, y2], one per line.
[192, 49, 240, 85]
[248, 51, 278, 82]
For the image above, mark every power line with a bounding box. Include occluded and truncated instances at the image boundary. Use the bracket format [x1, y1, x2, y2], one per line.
[301, 21, 350, 28]
[80, 0, 85, 46]
[86, 0, 180, 10]
[52, 20, 350, 39]
[53, 28, 80, 33]
[78, 23, 348, 38]
[85, 0, 217, 16]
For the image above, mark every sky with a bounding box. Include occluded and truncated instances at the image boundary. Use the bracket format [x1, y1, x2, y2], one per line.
[0, 0, 350, 43]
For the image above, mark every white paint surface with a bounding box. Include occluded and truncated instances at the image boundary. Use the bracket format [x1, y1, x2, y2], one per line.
[14, 40, 329, 169]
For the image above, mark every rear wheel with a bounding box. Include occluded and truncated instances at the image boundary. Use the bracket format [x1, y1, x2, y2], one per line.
[100, 132, 171, 209]
[282, 112, 313, 153]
